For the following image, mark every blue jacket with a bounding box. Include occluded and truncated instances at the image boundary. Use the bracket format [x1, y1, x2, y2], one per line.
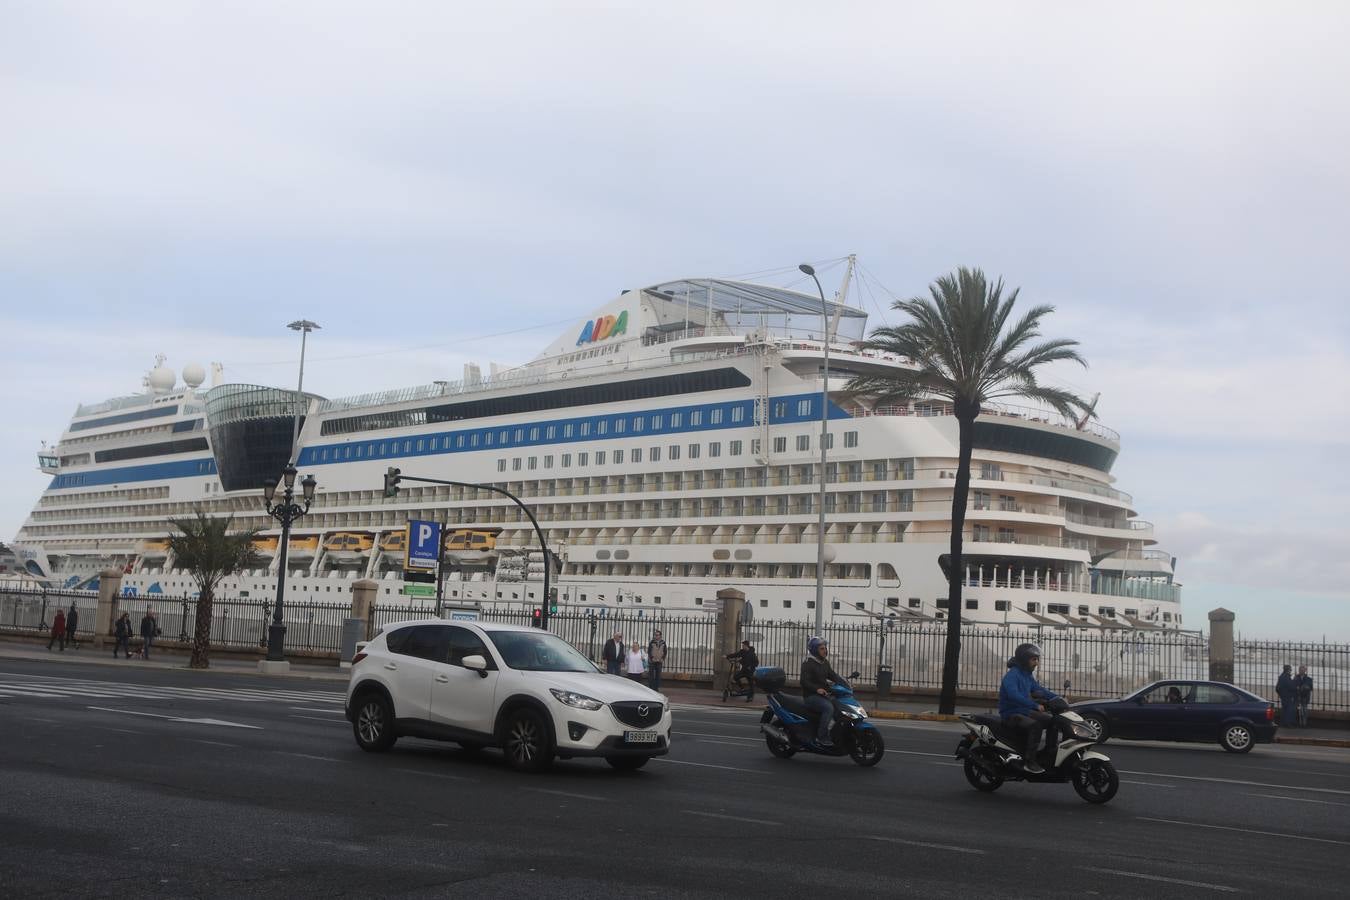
[999, 662, 1059, 718]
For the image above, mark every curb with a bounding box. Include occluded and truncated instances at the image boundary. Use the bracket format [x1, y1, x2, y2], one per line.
[0, 648, 348, 683]
[1275, 736, 1350, 749]
[870, 710, 962, 722]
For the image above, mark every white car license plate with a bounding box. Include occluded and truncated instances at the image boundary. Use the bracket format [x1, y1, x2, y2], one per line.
[624, 730, 658, 744]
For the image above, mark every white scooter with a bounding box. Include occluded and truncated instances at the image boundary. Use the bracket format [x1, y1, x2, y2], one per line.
[954, 698, 1120, 804]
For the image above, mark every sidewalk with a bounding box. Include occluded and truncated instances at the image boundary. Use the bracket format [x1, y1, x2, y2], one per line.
[4, 640, 1348, 748]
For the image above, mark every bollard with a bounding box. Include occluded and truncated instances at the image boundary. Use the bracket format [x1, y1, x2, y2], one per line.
[339, 618, 365, 669]
[1208, 608, 1236, 684]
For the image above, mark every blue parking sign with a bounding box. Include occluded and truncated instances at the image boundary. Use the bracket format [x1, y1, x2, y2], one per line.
[406, 520, 441, 570]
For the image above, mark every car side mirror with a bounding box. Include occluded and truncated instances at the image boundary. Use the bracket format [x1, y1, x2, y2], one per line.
[463, 654, 490, 678]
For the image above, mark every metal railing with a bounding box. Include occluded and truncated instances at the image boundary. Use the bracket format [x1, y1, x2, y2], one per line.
[6, 587, 1341, 712]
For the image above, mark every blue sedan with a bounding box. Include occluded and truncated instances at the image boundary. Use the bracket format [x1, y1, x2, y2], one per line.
[1072, 680, 1277, 753]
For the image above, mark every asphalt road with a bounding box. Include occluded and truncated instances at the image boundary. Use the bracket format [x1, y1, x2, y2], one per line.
[1, 657, 1347, 898]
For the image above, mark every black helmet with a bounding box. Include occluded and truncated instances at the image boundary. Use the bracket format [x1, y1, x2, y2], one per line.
[1014, 643, 1042, 668]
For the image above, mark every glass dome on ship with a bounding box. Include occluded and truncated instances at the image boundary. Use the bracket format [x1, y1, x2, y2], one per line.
[14, 265, 1181, 631]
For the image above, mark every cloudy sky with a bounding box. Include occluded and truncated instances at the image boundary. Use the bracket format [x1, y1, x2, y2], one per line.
[2, 2, 1346, 639]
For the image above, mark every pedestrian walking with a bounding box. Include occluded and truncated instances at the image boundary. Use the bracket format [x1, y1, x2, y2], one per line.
[113, 612, 133, 658]
[1294, 665, 1314, 727]
[624, 642, 647, 684]
[140, 608, 160, 661]
[647, 629, 668, 691]
[602, 631, 624, 676]
[65, 603, 80, 650]
[48, 608, 67, 651]
[1276, 664, 1297, 726]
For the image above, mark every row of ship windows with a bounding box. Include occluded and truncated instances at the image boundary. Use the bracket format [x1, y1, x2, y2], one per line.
[311, 428, 862, 465]
[494, 431, 862, 472]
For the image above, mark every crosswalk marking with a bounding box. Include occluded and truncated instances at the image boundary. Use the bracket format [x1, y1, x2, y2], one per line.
[0, 671, 346, 707]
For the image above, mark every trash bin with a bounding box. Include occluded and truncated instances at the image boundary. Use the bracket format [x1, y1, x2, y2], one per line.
[876, 664, 893, 699]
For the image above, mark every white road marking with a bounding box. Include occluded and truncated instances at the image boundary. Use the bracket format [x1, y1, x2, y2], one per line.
[1122, 780, 1172, 787]
[86, 706, 260, 729]
[1248, 793, 1348, 806]
[864, 835, 985, 855]
[289, 714, 348, 725]
[683, 810, 780, 826]
[1079, 866, 1238, 893]
[272, 751, 342, 762]
[1138, 817, 1350, 847]
[391, 767, 475, 782]
[892, 749, 955, 759]
[696, 738, 760, 748]
[189, 739, 238, 748]
[0, 688, 66, 698]
[673, 730, 760, 742]
[653, 758, 765, 773]
[528, 788, 608, 802]
[1120, 769, 1350, 796]
[290, 706, 345, 714]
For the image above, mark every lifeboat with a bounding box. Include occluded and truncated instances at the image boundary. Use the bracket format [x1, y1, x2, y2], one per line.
[442, 527, 501, 564]
[287, 535, 320, 560]
[323, 532, 374, 566]
[379, 529, 408, 557]
[251, 536, 279, 558]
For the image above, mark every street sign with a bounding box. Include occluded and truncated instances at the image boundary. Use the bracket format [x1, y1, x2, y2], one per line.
[406, 520, 440, 570]
[402, 583, 435, 597]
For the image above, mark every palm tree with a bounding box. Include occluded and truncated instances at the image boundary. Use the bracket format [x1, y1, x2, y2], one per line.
[168, 510, 261, 668]
[846, 268, 1091, 713]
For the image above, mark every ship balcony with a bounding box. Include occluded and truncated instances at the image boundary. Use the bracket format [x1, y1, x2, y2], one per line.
[1064, 512, 1155, 542]
[1093, 548, 1174, 577]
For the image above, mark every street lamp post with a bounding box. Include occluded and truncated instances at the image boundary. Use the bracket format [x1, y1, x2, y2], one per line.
[262, 464, 317, 667]
[286, 319, 320, 465]
[799, 263, 831, 635]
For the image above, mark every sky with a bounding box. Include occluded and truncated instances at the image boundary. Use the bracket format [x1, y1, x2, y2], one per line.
[2, 1, 1347, 640]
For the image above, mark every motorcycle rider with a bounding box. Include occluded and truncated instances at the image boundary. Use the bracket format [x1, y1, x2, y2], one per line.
[802, 637, 847, 749]
[725, 640, 759, 700]
[999, 642, 1063, 774]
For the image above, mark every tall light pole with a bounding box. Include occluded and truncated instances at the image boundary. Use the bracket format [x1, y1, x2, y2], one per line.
[799, 263, 831, 634]
[262, 464, 317, 669]
[287, 319, 320, 465]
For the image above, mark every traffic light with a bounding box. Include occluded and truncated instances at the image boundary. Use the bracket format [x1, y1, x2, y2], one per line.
[383, 467, 401, 498]
[531, 608, 543, 629]
[548, 587, 558, 616]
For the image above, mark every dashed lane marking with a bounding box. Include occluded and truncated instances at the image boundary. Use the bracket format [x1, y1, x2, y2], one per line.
[863, 835, 985, 855]
[1247, 793, 1348, 806]
[529, 788, 609, 802]
[653, 758, 765, 773]
[86, 706, 261, 729]
[1120, 769, 1350, 796]
[683, 810, 780, 826]
[390, 767, 475, 782]
[1137, 817, 1350, 847]
[1079, 866, 1238, 893]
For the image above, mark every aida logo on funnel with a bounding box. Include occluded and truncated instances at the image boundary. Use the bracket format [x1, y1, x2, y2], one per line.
[576, 310, 629, 345]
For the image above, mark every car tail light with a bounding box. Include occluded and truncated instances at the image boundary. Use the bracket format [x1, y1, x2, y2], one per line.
[352, 651, 368, 665]
[1266, 704, 1275, 721]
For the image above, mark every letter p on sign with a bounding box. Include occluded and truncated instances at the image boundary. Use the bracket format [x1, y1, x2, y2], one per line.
[418, 524, 433, 546]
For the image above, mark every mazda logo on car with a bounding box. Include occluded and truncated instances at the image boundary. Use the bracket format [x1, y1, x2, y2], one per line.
[638, 704, 649, 717]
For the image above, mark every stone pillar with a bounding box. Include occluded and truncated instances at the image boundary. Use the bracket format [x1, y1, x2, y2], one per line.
[93, 569, 124, 649]
[351, 579, 378, 640]
[713, 587, 745, 694]
[1208, 607, 1236, 684]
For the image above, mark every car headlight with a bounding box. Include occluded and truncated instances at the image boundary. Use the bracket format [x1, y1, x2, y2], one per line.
[549, 689, 604, 710]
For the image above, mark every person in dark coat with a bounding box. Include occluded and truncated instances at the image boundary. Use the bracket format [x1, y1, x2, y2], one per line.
[48, 608, 67, 651]
[1294, 666, 1314, 727]
[601, 631, 624, 676]
[139, 608, 159, 661]
[1276, 665, 1297, 726]
[64, 603, 80, 650]
[113, 612, 133, 658]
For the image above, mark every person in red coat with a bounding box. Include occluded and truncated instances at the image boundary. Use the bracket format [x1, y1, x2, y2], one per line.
[48, 608, 67, 651]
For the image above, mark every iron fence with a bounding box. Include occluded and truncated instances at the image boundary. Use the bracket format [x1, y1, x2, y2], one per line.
[3, 586, 1345, 711]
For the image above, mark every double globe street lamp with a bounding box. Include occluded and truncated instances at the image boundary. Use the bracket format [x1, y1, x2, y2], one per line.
[262, 463, 317, 666]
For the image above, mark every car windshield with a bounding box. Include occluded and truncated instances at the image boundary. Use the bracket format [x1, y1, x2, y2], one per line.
[488, 631, 599, 673]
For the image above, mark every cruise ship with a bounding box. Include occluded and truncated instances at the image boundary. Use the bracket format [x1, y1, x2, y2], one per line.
[12, 266, 1184, 629]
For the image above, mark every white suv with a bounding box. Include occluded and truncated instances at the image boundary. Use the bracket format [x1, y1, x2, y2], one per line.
[344, 619, 672, 772]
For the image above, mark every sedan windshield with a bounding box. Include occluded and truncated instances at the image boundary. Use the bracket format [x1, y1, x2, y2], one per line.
[488, 631, 599, 673]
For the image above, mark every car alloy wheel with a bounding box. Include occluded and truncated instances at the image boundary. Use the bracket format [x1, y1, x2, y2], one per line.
[354, 694, 396, 752]
[504, 709, 552, 772]
[1222, 724, 1254, 753]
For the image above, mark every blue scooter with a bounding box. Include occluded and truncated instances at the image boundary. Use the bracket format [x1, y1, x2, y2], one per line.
[755, 666, 885, 766]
